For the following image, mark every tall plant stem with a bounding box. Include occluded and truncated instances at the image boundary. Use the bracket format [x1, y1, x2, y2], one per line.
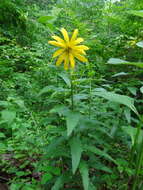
[130, 119, 142, 163]
[132, 138, 143, 190]
[131, 116, 143, 190]
[70, 71, 74, 111]
[130, 116, 142, 164]
[87, 62, 93, 118]
[88, 78, 92, 118]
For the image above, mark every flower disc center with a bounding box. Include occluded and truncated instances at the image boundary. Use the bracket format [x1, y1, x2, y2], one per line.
[65, 46, 72, 53]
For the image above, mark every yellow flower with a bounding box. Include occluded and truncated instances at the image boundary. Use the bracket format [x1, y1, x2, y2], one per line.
[48, 28, 89, 70]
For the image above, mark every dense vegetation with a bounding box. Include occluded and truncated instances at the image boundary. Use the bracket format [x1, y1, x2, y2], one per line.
[1, 0, 143, 189]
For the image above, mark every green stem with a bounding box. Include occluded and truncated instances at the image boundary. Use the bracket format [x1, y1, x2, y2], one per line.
[132, 117, 143, 190]
[88, 78, 92, 118]
[132, 139, 143, 190]
[70, 71, 74, 110]
[87, 62, 93, 118]
[130, 120, 142, 163]
[130, 115, 143, 162]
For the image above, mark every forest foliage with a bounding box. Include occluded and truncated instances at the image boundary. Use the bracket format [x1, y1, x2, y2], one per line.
[1, 0, 143, 189]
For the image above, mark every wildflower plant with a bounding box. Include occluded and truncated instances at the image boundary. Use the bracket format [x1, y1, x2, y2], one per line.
[48, 28, 89, 70]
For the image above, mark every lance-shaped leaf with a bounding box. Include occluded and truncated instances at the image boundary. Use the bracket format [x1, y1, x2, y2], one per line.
[128, 10, 143, 18]
[136, 41, 143, 48]
[38, 16, 54, 24]
[140, 86, 143, 94]
[70, 136, 83, 174]
[58, 73, 71, 87]
[122, 126, 143, 146]
[93, 89, 138, 115]
[51, 175, 64, 190]
[38, 85, 55, 96]
[85, 145, 117, 165]
[79, 161, 89, 190]
[107, 58, 143, 68]
[66, 111, 81, 136]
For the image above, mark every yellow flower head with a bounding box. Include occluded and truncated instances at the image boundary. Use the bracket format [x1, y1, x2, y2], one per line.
[48, 28, 89, 70]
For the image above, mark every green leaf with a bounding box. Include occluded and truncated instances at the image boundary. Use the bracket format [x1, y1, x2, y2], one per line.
[66, 111, 81, 136]
[112, 72, 128, 77]
[89, 182, 97, 190]
[85, 145, 117, 164]
[0, 132, 5, 138]
[0, 143, 6, 149]
[58, 73, 71, 87]
[79, 161, 89, 190]
[124, 108, 131, 123]
[38, 16, 54, 24]
[108, 58, 128, 64]
[0, 101, 10, 107]
[45, 136, 65, 155]
[1, 110, 16, 123]
[122, 126, 143, 146]
[107, 58, 143, 68]
[140, 86, 143, 94]
[128, 87, 137, 96]
[50, 105, 70, 116]
[46, 23, 55, 31]
[136, 41, 143, 48]
[128, 10, 143, 18]
[41, 173, 53, 185]
[10, 183, 22, 190]
[38, 85, 55, 96]
[41, 166, 60, 175]
[16, 171, 27, 177]
[70, 136, 83, 174]
[93, 89, 138, 115]
[51, 176, 64, 190]
[74, 94, 88, 101]
[94, 162, 113, 173]
[14, 99, 26, 110]
[51, 167, 61, 175]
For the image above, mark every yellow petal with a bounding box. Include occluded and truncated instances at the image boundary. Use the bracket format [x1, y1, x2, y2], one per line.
[76, 49, 86, 55]
[61, 28, 69, 42]
[56, 52, 66, 66]
[64, 54, 69, 70]
[53, 49, 65, 58]
[69, 53, 75, 69]
[72, 38, 84, 45]
[70, 29, 78, 41]
[48, 41, 65, 48]
[72, 48, 86, 55]
[73, 52, 88, 63]
[51, 35, 65, 44]
[73, 45, 89, 50]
